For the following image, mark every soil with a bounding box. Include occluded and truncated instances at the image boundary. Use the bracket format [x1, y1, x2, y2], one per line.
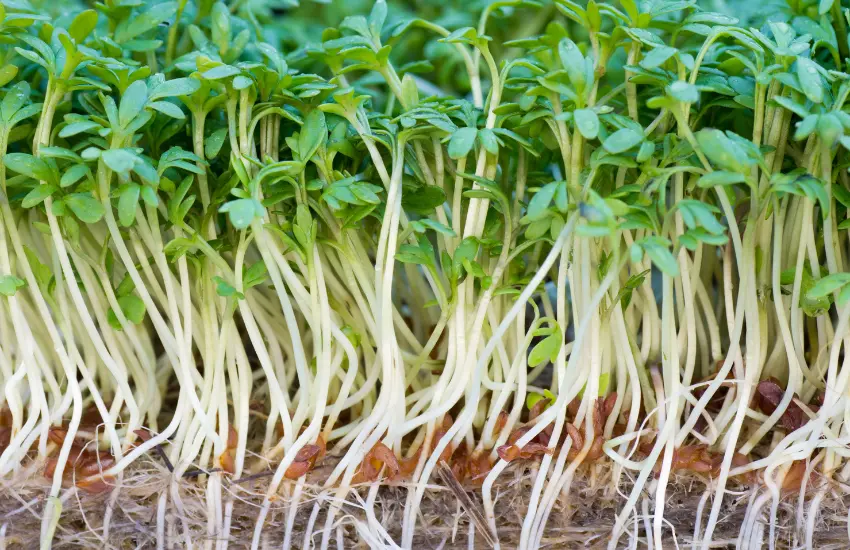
[2, 456, 849, 549]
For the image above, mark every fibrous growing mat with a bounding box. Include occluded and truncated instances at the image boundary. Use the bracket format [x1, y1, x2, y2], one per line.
[2, 0, 850, 548]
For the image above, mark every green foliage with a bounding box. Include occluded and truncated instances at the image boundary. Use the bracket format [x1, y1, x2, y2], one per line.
[0, 275, 25, 297]
[1, 1, 850, 543]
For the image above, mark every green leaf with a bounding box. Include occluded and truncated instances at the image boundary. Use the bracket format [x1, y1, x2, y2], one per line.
[17, 36, 54, 67]
[233, 75, 253, 90]
[839, 285, 850, 306]
[1, 82, 30, 122]
[14, 47, 48, 71]
[21, 184, 57, 208]
[676, 200, 725, 235]
[526, 392, 552, 410]
[65, 193, 105, 223]
[119, 81, 148, 127]
[341, 15, 371, 38]
[529, 333, 562, 367]
[0, 65, 18, 88]
[211, 2, 231, 53]
[463, 259, 485, 278]
[69, 10, 98, 43]
[400, 73, 419, 108]
[118, 184, 141, 227]
[527, 182, 557, 221]
[397, 236, 435, 267]
[350, 183, 381, 204]
[558, 38, 586, 91]
[243, 261, 268, 289]
[4, 153, 53, 182]
[416, 218, 456, 236]
[0, 275, 25, 297]
[51, 200, 66, 217]
[796, 57, 824, 104]
[639, 237, 679, 277]
[299, 109, 327, 163]
[817, 113, 843, 147]
[107, 294, 146, 330]
[550, 214, 565, 239]
[369, 1, 387, 36]
[635, 141, 654, 163]
[603, 128, 643, 154]
[526, 218, 550, 240]
[402, 185, 446, 214]
[834, 184, 850, 208]
[213, 276, 241, 298]
[478, 128, 499, 154]
[114, 2, 177, 43]
[115, 274, 135, 297]
[257, 43, 288, 76]
[150, 77, 201, 100]
[448, 127, 478, 159]
[442, 26, 487, 47]
[81, 147, 102, 161]
[451, 238, 479, 279]
[23, 246, 51, 289]
[148, 101, 185, 119]
[695, 129, 753, 173]
[219, 198, 263, 229]
[205, 128, 228, 159]
[772, 172, 830, 217]
[698, 171, 746, 187]
[39, 147, 80, 162]
[640, 46, 677, 69]
[8, 104, 41, 129]
[202, 65, 241, 80]
[59, 120, 100, 138]
[60, 164, 90, 188]
[396, 247, 428, 265]
[808, 273, 850, 299]
[668, 81, 699, 103]
[573, 108, 599, 139]
[795, 115, 818, 141]
[771, 96, 809, 118]
[102, 149, 139, 174]
[615, 269, 649, 310]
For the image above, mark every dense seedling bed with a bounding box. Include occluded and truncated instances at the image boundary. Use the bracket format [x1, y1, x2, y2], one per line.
[2, 0, 850, 547]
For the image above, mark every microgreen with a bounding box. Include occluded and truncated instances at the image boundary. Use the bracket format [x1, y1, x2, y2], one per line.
[1, 1, 850, 549]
